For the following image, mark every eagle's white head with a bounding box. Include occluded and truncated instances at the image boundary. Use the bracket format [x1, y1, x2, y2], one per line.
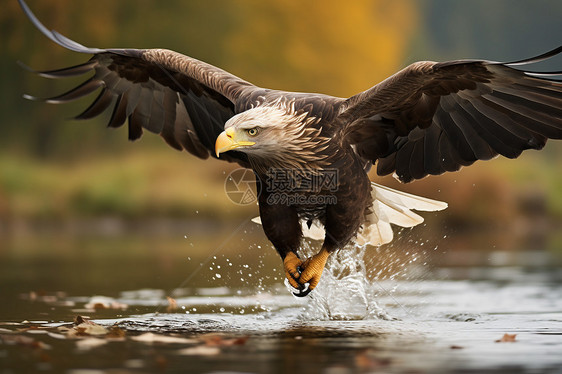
[215, 101, 329, 170]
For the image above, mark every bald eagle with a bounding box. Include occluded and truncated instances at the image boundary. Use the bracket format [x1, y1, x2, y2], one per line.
[19, 0, 562, 296]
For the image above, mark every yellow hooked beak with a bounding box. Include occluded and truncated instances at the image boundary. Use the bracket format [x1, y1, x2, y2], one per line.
[215, 128, 255, 157]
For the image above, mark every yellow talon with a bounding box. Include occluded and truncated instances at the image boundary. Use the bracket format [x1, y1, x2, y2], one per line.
[299, 247, 330, 290]
[283, 247, 331, 297]
[283, 251, 303, 290]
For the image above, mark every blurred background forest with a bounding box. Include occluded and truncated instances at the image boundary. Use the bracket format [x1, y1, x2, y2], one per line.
[1, 0, 561, 247]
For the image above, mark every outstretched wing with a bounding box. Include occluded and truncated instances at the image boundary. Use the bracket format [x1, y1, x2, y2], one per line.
[341, 47, 562, 182]
[19, 0, 258, 167]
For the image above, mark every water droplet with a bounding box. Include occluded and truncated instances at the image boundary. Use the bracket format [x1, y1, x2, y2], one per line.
[215, 273, 222, 279]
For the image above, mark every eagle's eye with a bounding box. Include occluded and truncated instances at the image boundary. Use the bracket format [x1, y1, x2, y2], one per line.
[246, 128, 259, 137]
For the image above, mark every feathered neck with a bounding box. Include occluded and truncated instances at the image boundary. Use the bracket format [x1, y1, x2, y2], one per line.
[245, 99, 334, 175]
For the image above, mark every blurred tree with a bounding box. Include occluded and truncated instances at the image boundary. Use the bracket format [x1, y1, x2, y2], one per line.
[1, 0, 561, 222]
[1, 0, 417, 156]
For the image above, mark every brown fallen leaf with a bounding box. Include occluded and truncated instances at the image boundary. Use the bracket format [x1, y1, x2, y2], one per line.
[495, 333, 517, 343]
[67, 316, 108, 337]
[166, 296, 178, 312]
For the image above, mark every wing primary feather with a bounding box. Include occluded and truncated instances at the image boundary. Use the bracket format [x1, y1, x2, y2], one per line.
[524, 71, 562, 77]
[451, 94, 522, 157]
[44, 77, 104, 103]
[394, 141, 416, 182]
[422, 120, 445, 175]
[445, 105, 496, 160]
[438, 131, 465, 172]
[74, 88, 114, 120]
[107, 93, 128, 128]
[376, 153, 396, 177]
[481, 95, 562, 139]
[18, 60, 97, 78]
[128, 112, 144, 141]
[490, 85, 562, 114]
[433, 104, 476, 161]
[486, 91, 562, 129]
[459, 94, 543, 143]
[503, 45, 562, 66]
[408, 140, 427, 180]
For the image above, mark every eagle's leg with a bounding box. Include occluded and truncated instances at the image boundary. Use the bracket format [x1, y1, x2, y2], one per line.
[257, 195, 308, 292]
[289, 245, 331, 297]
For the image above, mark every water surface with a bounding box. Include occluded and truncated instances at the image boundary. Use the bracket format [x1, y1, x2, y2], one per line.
[1, 221, 562, 373]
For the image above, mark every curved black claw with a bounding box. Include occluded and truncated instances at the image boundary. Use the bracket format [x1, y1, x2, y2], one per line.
[291, 265, 312, 297]
[292, 285, 312, 298]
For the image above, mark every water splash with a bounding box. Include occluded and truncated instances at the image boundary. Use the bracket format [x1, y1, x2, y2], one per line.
[298, 243, 392, 321]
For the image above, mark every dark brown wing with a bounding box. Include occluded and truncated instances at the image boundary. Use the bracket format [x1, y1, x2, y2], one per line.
[19, 0, 258, 167]
[341, 47, 562, 182]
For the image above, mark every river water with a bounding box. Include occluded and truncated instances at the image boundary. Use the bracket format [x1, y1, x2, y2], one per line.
[1, 220, 561, 373]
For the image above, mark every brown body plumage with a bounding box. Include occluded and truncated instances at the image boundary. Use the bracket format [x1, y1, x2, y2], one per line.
[19, 0, 562, 296]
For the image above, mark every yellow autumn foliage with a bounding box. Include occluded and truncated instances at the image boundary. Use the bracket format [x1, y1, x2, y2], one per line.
[224, 0, 418, 96]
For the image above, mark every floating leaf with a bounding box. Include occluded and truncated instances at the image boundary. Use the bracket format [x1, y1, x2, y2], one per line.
[166, 296, 178, 312]
[67, 316, 108, 337]
[495, 333, 517, 343]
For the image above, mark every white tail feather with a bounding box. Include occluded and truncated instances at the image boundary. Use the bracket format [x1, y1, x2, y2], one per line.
[252, 183, 447, 247]
[355, 183, 447, 246]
